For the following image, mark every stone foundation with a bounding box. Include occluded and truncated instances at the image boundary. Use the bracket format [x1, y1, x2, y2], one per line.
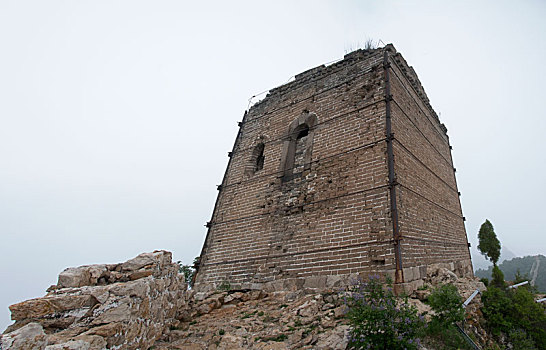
[195, 258, 474, 295]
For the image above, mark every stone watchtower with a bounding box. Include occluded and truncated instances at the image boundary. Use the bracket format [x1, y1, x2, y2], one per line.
[195, 44, 472, 292]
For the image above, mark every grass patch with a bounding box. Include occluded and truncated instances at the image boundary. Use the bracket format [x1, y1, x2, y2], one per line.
[258, 334, 288, 342]
[241, 310, 258, 319]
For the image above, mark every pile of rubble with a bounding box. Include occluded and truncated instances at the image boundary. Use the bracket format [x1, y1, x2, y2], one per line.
[150, 265, 487, 350]
[153, 288, 350, 350]
[2, 252, 491, 350]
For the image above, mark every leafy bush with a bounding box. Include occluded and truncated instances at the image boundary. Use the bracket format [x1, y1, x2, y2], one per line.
[427, 284, 465, 328]
[509, 329, 538, 350]
[482, 285, 546, 349]
[344, 275, 426, 350]
[481, 286, 513, 335]
[425, 284, 471, 349]
[509, 287, 546, 349]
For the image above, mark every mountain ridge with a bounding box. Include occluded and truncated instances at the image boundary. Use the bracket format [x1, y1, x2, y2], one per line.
[475, 254, 546, 292]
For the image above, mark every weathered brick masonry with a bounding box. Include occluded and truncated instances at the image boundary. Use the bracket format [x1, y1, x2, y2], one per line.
[195, 44, 472, 292]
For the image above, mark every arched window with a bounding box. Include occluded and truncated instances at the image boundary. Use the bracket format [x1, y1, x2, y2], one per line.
[293, 125, 310, 174]
[246, 142, 265, 176]
[280, 111, 317, 181]
[254, 143, 265, 172]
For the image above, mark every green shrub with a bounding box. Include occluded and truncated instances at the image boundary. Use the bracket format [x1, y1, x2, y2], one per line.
[508, 329, 537, 350]
[425, 284, 471, 349]
[481, 286, 513, 335]
[427, 284, 465, 328]
[482, 285, 546, 349]
[509, 287, 546, 349]
[344, 275, 426, 349]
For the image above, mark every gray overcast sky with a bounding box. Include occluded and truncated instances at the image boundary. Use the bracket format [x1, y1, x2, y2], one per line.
[1, 0, 545, 331]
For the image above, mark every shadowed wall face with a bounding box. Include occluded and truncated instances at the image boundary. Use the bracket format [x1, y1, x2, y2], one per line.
[195, 46, 472, 291]
[387, 52, 472, 280]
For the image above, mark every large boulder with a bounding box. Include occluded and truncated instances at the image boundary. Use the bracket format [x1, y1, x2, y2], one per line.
[57, 267, 92, 288]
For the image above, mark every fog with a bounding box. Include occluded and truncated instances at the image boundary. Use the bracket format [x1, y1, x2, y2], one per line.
[1, 0, 545, 331]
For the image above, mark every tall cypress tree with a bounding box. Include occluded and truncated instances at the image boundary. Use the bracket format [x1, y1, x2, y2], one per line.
[478, 219, 501, 266]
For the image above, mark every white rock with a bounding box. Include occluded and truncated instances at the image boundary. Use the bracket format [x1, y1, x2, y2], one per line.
[121, 253, 157, 272]
[45, 340, 90, 350]
[1, 322, 47, 350]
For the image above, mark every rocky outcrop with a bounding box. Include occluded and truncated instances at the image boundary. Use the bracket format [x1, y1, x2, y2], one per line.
[1, 251, 187, 350]
[2, 251, 492, 350]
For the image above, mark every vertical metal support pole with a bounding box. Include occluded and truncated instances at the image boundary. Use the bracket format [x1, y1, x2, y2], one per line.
[383, 50, 404, 283]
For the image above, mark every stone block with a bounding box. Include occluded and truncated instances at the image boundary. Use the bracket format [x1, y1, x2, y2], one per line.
[9, 295, 97, 320]
[303, 276, 327, 289]
[121, 253, 157, 272]
[58, 267, 91, 288]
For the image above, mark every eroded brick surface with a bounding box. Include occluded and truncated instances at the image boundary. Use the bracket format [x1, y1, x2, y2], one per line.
[195, 45, 472, 291]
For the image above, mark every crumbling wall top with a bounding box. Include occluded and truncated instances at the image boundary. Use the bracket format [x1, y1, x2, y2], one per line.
[248, 44, 448, 135]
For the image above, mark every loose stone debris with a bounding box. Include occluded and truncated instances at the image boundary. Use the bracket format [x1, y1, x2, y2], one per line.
[2, 251, 491, 350]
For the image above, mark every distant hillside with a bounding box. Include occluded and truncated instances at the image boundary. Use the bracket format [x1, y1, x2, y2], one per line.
[499, 246, 517, 262]
[475, 255, 546, 292]
[471, 245, 517, 271]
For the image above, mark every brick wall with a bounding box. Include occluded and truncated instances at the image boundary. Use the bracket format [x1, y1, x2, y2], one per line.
[195, 45, 472, 291]
[388, 51, 472, 280]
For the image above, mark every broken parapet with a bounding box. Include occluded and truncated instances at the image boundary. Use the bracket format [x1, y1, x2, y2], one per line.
[1, 250, 187, 350]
